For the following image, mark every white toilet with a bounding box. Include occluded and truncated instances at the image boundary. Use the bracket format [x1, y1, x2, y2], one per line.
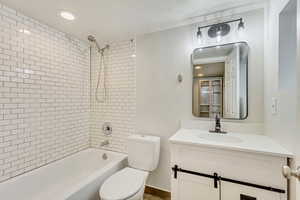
[99, 135, 160, 200]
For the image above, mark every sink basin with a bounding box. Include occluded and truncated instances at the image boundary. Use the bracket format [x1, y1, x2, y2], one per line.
[198, 133, 243, 143]
[170, 128, 294, 157]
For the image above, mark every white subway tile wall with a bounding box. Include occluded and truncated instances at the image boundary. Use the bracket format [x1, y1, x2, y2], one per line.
[90, 40, 136, 152]
[0, 4, 90, 182]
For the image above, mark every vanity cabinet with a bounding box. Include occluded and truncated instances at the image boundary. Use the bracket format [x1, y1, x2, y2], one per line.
[172, 172, 219, 200]
[170, 144, 288, 200]
[221, 182, 284, 200]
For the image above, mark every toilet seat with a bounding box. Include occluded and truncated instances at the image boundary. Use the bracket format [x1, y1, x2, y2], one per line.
[100, 167, 148, 200]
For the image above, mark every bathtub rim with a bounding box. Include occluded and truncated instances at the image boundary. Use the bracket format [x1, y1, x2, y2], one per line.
[0, 148, 128, 200]
[62, 149, 128, 199]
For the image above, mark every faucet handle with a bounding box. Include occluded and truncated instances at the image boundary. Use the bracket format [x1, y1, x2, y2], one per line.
[215, 113, 220, 120]
[215, 113, 221, 126]
[100, 140, 110, 147]
[209, 113, 227, 134]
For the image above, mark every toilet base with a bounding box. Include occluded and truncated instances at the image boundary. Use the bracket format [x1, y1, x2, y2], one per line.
[125, 185, 145, 200]
[100, 185, 145, 200]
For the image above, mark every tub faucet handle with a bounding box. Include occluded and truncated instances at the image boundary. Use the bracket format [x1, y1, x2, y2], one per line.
[100, 140, 110, 147]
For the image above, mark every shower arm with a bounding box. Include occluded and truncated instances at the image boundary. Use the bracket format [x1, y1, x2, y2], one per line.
[87, 35, 109, 53]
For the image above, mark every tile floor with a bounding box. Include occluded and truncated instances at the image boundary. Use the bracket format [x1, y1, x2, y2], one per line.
[143, 193, 171, 200]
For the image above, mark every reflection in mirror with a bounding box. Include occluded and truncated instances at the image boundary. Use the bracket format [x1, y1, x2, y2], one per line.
[192, 42, 249, 120]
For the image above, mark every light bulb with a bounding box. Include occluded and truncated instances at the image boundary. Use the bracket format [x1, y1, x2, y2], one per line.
[216, 26, 222, 43]
[238, 20, 245, 31]
[237, 20, 245, 38]
[197, 27, 202, 44]
[216, 35, 222, 42]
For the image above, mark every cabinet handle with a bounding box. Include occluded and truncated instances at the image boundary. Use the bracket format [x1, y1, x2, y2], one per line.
[282, 165, 300, 180]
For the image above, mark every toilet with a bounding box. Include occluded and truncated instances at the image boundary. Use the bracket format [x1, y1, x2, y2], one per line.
[99, 135, 160, 200]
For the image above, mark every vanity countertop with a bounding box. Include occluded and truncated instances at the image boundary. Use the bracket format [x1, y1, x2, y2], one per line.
[169, 129, 293, 158]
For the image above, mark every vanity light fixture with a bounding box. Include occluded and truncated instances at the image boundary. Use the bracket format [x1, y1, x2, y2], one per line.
[196, 18, 245, 42]
[60, 11, 75, 20]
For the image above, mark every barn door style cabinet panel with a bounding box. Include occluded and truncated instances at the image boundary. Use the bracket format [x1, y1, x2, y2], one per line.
[169, 129, 293, 200]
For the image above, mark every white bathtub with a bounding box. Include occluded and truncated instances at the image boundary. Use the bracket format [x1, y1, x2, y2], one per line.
[0, 148, 127, 200]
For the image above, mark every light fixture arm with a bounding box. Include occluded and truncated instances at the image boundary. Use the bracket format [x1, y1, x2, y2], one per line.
[197, 18, 243, 31]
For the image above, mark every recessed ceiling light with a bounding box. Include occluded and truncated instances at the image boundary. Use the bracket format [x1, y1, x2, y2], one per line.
[19, 29, 31, 35]
[60, 11, 75, 20]
[195, 66, 202, 69]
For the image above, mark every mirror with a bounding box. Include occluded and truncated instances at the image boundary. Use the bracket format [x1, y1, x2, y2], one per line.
[192, 42, 249, 120]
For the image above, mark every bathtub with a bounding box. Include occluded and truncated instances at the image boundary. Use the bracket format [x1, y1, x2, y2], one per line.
[0, 148, 127, 200]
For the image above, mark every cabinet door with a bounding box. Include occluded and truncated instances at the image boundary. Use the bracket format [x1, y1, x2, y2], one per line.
[221, 182, 286, 200]
[172, 172, 219, 200]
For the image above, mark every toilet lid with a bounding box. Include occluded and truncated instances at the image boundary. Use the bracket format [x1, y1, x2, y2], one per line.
[100, 167, 148, 200]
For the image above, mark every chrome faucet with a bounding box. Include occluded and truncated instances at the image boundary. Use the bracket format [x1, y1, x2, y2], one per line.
[209, 114, 227, 134]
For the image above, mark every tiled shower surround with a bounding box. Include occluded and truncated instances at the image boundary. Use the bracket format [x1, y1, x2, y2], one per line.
[90, 40, 136, 152]
[0, 3, 137, 182]
[0, 4, 91, 181]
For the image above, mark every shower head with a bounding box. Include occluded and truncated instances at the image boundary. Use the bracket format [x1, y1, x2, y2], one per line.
[88, 35, 109, 53]
[88, 35, 102, 53]
[88, 35, 96, 42]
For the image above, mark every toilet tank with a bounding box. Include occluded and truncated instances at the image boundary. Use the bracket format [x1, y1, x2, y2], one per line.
[127, 135, 160, 171]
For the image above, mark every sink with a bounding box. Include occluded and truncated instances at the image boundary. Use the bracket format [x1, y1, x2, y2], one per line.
[170, 128, 294, 157]
[198, 133, 243, 143]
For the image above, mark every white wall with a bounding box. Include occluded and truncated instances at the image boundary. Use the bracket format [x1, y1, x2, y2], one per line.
[0, 4, 90, 182]
[137, 9, 265, 191]
[296, 1, 300, 197]
[264, 0, 297, 151]
[264, 0, 300, 199]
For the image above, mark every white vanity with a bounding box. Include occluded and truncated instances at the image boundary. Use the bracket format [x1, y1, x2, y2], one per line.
[169, 128, 293, 200]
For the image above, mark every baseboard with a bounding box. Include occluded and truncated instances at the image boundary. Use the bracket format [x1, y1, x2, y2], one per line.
[145, 186, 171, 198]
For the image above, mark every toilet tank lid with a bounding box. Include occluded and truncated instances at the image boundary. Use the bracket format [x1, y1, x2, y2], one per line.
[128, 134, 160, 142]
